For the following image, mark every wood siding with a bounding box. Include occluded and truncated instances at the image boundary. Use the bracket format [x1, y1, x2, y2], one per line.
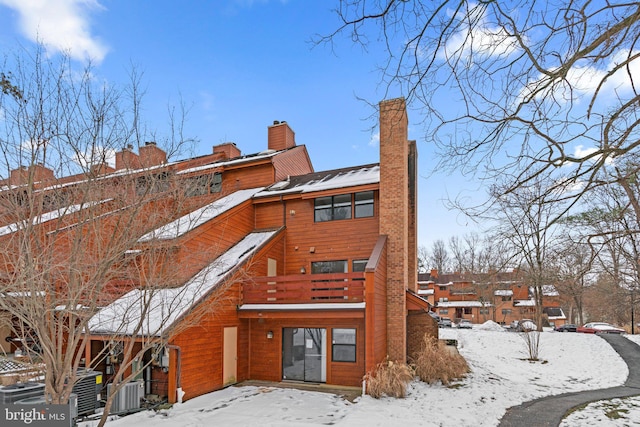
[246, 316, 366, 387]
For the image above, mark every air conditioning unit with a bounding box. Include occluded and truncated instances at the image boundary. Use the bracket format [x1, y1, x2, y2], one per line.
[0, 382, 45, 404]
[72, 369, 102, 416]
[107, 380, 144, 414]
[14, 393, 78, 427]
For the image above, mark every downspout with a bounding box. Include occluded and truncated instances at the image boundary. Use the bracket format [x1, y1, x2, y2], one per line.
[167, 344, 183, 403]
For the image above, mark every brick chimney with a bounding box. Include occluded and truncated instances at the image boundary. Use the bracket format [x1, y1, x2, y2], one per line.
[10, 163, 55, 185]
[213, 142, 241, 159]
[267, 121, 296, 151]
[115, 145, 142, 170]
[378, 97, 416, 363]
[139, 141, 167, 167]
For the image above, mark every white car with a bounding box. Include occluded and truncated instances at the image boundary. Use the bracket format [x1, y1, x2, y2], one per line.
[457, 319, 473, 329]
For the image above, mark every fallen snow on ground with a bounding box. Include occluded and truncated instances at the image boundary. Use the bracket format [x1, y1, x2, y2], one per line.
[89, 323, 636, 427]
[559, 333, 640, 426]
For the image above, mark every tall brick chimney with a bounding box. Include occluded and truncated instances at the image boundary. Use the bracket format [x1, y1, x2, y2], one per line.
[378, 97, 416, 363]
[139, 141, 167, 167]
[115, 145, 141, 170]
[268, 121, 296, 151]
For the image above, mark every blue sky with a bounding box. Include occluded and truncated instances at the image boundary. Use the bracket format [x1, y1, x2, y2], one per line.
[0, 0, 482, 248]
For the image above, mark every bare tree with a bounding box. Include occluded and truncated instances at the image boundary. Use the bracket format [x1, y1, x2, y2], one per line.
[324, 1, 640, 220]
[425, 239, 450, 273]
[0, 46, 231, 426]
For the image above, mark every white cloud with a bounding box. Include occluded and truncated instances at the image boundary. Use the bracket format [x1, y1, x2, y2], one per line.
[440, 4, 521, 63]
[0, 0, 108, 63]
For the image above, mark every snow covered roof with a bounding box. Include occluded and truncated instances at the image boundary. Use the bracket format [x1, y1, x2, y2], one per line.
[418, 289, 434, 296]
[514, 299, 536, 307]
[177, 149, 282, 176]
[436, 301, 491, 308]
[138, 188, 263, 242]
[494, 289, 513, 296]
[89, 230, 278, 336]
[254, 164, 379, 198]
[0, 199, 111, 237]
[238, 303, 366, 311]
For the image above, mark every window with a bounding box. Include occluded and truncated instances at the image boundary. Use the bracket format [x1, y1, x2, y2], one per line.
[314, 194, 351, 222]
[479, 308, 490, 314]
[332, 328, 356, 362]
[354, 191, 374, 218]
[501, 296, 512, 302]
[464, 307, 472, 315]
[352, 260, 368, 272]
[185, 172, 223, 197]
[136, 172, 171, 196]
[439, 286, 447, 291]
[439, 309, 449, 314]
[311, 260, 347, 274]
[314, 191, 376, 222]
[502, 309, 512, 315]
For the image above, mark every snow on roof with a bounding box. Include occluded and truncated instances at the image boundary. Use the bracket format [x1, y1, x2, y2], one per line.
[254, 165, 379, 197]
[138, 188, 263, 242]
[0, 199, 111, 237]
[89, 230, 277, 336]
[514, 299, 536, 306]
[177, 150, 282, 175]
[436, 301, 491, 308]
[494, 289, 513, 296]
[238, 303, 366, 311]
[418, 289, 434, 295]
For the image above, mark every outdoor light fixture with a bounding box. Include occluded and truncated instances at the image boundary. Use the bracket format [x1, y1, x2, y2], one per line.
[300, 266, 306, 274]
[266, 331, 274, 339]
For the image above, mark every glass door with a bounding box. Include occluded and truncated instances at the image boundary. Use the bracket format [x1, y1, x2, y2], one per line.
[282, 328, 326, 383]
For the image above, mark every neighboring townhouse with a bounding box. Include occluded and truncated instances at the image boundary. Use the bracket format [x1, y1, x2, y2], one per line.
[1, 97, 435, 405]
[418, 269, 566, 327]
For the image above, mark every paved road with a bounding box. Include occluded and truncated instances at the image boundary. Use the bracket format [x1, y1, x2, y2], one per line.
[498, 334, 640, 427]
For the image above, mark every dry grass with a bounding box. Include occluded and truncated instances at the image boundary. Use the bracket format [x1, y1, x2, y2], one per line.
[364, 358, 414, 398]
[411, 336, 470, 385]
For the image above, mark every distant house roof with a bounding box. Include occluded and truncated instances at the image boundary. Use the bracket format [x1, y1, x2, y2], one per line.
[254, 164, 379, 197]
[543, 307, 566, 320]
[138, 188, 263, 242]
[436, 301, 491, 308]
[418, 289, 434, 295]
[89, 230, 278, 336]
[514, 299, 536, 307]
[494, 289, 513, 296]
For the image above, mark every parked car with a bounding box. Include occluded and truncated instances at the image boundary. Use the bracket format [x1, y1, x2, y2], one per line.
[554, 324, 577, 332]
[511, 319, 537, 332]
[438, 317, 452, 328]
[457, 319, 473, 329]
[577, 322, 625, 334]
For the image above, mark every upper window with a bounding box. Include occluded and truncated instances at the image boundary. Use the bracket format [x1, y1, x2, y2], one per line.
[314, 191, 374, 222]
[352, 259, 368, 273]
[311, 260, 348, 274]
[185, 172, 223, 197]
[354, 191, 374, 218]
[332, 328, 356, 362]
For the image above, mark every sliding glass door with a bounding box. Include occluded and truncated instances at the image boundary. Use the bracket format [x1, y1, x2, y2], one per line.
[282, 328, 326, 383]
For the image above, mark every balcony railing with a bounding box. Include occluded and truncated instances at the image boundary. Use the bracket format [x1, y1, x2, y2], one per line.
[242, 272, 365, 304]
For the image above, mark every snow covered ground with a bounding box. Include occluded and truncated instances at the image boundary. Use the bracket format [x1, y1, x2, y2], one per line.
[83, 322, 640, 426]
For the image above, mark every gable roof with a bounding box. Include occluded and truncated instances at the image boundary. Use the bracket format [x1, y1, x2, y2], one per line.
[138, 187, 263, 242]
[254, 164, 379, 198]
[89, 229, 279, 336]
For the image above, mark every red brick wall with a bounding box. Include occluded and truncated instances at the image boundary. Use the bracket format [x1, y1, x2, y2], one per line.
[407, 311, 439, 361]
[379, 98, 410, 362]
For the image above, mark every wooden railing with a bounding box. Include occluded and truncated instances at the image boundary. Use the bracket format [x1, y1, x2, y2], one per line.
[242, 272, 365, 304]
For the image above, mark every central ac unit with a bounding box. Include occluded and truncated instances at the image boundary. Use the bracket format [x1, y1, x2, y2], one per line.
[107, 380, 144, 414]
[72, 369, 102, 417]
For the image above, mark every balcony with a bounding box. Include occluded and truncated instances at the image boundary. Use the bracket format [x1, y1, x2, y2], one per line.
[241, 272, 365, 304]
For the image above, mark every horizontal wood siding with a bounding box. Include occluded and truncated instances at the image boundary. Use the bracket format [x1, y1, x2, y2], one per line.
[247, 316, 365, 387]
[254, 203, 284, 230]
[262, 195, 380, 275]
